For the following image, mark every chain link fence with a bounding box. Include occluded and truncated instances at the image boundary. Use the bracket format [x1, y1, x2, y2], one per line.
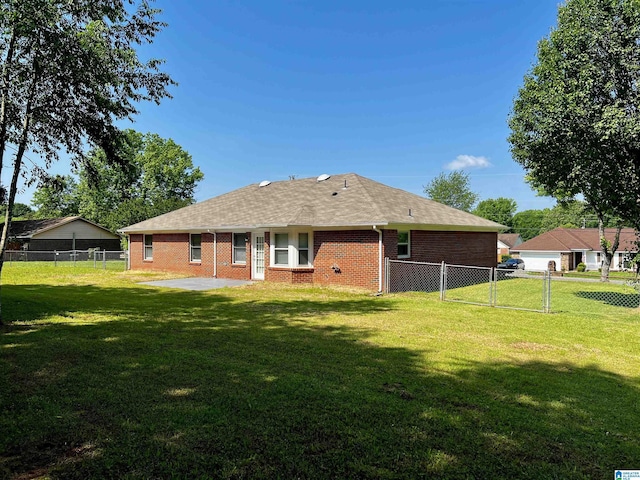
[2, 250, 128, 271]
[386, 259, 640, 313]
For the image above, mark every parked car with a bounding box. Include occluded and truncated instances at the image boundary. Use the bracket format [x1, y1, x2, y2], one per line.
[497, 258, 525, 270]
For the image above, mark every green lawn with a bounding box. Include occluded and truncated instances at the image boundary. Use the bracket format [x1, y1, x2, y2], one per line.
[1, 265, 639, 479]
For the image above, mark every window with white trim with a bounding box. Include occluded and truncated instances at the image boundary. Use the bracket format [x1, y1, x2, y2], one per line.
[298, 233, 310, 266]
[274, 233, 289, 266]
[270, 231, 313, 267]
[233, 233, 246, 264]
[190, 234, 202, 262]
[398, 231, 410, 258]
[144, 234, 153, 260]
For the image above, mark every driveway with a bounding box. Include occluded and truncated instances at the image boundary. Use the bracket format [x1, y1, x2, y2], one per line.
[139, 277, 252, 291]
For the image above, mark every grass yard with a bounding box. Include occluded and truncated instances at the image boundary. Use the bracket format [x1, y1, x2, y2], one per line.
[1, 265, 639, 479]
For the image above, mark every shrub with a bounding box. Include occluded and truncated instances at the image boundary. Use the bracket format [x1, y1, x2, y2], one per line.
[576, 262, 586, 272]
[501, 254, 512, 262]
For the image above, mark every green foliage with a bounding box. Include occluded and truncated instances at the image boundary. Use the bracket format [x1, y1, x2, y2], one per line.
[508, 0, 640, 229]
[0, 0, 175, 322]
[29, 131, 203, 231]
[75, 130, 203, 232]
[539, 200, 598, 232]
[0, 202, 33, 220]
[577, 262, 586, 272]
[30, 175, 79, 218]
[511, 209, 545, 241]
[473, 197, 517, 226]
[500, 254, 512, 262]
[423, 170, 478, 212]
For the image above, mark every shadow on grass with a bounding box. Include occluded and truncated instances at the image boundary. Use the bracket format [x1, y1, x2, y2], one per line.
[575, 290, 640, 309]
[1, 283, 639, 479]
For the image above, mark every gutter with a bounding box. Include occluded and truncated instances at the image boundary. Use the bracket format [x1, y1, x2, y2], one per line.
[372, 225, 383, 293]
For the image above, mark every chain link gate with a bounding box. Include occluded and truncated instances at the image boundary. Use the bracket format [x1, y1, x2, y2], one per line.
[386, 259, 551, 313]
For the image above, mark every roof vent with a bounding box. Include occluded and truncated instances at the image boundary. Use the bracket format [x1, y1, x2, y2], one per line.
[316, 174, 331, 182]
[259, 180, 271, 187]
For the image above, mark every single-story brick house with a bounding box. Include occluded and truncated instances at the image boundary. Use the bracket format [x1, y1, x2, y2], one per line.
[511, 227, 637, 271]
[120, 173, 503, 291]
[4, 216, 121, 251]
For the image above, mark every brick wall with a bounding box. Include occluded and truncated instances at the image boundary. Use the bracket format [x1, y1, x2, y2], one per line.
[406, 230, 497, 267]
[215, 232, 251, 281]
[128, 228, 497, 291]
[129, 232, 216, 277]
[310, 230, 380, 290]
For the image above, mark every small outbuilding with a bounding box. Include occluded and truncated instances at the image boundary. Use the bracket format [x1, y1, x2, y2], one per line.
[4, 216, 121, 252]
[120, 173, 504, 291]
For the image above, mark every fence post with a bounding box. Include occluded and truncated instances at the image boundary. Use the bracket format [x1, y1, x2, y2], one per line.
[440, 261, 446, 301]
[546, 270, 552, 313]
[384, 257, 389, 293]
[103, 250, 107, 270]
[54, 250, 57, 267]
[490, 267, 495, 307]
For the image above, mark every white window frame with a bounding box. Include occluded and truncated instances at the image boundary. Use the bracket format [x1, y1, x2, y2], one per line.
[297, 232, 311, 266]
[270, 230, 313, 268]
[190, 233, 202, 263]
[398, 231, 410, 259]
[144, 234, 153, 260]
[233, 233, 247, 265]
[273, 232, 290, 266]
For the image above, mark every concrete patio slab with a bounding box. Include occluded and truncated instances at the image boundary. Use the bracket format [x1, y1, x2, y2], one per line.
[139, 277, 252, 291]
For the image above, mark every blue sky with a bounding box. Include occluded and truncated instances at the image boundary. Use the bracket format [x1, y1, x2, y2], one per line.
[18, 0, 563, 212]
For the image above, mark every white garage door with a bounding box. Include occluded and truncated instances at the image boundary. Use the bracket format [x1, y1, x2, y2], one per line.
[518, 252, 561, 271]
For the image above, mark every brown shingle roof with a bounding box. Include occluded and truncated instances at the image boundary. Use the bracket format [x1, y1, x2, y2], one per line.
[120, 173, 504, 233]
[4, 217, 80, 238]
[498, 233, 522, 248]
[512, 227, 638, 252]
[2, 216, 117, 238]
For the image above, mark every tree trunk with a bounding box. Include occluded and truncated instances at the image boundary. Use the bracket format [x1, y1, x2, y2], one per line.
[0, 60, 38, 325]
[0, 26, 17, 186]
[598, 218, 622, 283]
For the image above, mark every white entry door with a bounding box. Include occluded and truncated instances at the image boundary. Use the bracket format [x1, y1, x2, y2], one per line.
[252, 232, 265, 280]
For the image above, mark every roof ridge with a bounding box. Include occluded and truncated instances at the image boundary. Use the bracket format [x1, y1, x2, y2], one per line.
[561, 228, 592, 250]
[349, 174, 386, 223]
[546, 228, 573, 251]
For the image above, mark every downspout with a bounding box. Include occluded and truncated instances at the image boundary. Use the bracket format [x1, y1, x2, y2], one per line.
[208, 230, 217, 278]
[372, 225, 383, 293]
[126, 234, 130, 270]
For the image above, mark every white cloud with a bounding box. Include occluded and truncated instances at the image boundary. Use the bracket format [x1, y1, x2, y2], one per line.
[445, 155, 492, 170]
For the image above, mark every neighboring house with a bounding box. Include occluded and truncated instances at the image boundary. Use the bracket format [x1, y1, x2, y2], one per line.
[120, 173, 503, 291]
[3, 216, 121, 251]
[497, 233, 523, 261]
[511, 227, 637, 271]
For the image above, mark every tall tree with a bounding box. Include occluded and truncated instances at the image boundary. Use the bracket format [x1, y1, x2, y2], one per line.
[473, 197, 517, 227]
[511, 209, 545, 241]
[539, 201, 599, 233]
[424, 171, 478, 212]
[76, 130, 203, 232]
[31, 175, 79, 218]
[0, 202, 33, 220]
[0, 1, 174, 323]
[508, 0, 640, 281]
